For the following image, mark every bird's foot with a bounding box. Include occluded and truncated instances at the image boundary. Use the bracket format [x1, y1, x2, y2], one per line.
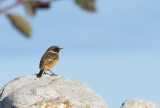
[43, 71, 47, 74]
[49, 70, 58, 76]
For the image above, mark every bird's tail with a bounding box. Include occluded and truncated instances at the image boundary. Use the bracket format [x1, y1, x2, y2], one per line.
[37, 69, 44, 78]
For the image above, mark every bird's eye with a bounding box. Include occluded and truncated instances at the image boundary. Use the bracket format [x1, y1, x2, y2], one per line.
[53, 48, 59, 53]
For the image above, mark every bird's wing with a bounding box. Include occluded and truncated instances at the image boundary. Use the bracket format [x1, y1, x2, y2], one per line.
[39, 52, 58, 68]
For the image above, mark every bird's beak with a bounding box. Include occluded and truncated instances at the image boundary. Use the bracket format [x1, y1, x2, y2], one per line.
[60, 48, 63, 50]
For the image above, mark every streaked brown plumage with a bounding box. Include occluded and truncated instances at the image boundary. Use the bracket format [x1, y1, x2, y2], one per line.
[37, 46, 63, 78]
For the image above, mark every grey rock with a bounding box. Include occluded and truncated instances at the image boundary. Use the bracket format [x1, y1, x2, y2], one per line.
[0, 74, 108, 108]
[121, 98, 160, 108]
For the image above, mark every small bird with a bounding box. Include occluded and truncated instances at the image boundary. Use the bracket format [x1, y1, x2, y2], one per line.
[37, 46, 63, 78]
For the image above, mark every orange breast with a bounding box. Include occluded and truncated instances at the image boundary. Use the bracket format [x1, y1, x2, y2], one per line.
[43, 60, 58, 70]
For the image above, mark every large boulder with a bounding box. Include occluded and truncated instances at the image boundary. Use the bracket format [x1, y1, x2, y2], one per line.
[0, 74, 108, 108]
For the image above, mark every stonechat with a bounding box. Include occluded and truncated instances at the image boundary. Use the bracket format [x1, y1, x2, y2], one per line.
[37, 46, 63, 78]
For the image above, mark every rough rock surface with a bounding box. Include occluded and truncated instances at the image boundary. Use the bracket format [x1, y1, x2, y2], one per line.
[0, 74, 108, 108]
[121, 98, 160, 108]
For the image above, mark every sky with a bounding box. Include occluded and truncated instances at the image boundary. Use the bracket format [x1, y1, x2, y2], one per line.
[1, 0, 160, 107]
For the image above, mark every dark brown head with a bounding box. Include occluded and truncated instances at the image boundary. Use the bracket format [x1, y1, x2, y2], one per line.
[46, 46, 63, 53]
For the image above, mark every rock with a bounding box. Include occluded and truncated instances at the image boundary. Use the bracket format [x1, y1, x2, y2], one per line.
[121, 98, 160, 108]
[0, 74, 108, 108]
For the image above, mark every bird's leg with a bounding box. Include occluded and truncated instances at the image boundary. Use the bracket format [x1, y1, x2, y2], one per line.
[49, 70, 57, 76]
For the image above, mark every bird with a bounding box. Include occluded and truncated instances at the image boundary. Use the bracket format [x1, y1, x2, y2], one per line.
[37, 46, 63, 78]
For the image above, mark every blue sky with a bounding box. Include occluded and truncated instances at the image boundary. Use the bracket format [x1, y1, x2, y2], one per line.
[1, 0, 160, 107]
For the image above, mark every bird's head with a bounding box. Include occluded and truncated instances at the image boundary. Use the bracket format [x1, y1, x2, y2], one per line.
[47, 46, 63, 53]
